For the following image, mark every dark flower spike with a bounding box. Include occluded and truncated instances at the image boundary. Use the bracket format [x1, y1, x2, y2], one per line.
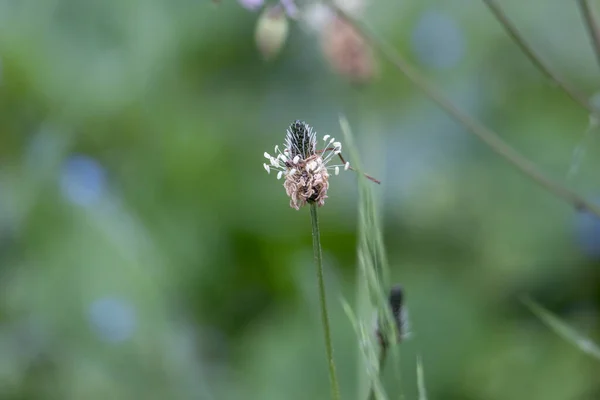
[376, 285, 409, 348]
[285, 120, 318, 160]
[388, 285, 404, 321]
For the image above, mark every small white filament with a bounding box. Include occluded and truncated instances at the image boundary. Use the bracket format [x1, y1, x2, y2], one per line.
[329, 138, 335, 144]
[344, 162, 350, 170]
[289, 168, 296, 175]
[280, 154, 288, 162]
[263, 163, 270, 173]
[335, 166, 340, 175]
[264, 152, 271, 159]
[277, 171, 283, 180]
[323, 134, 330, 141]
[293, 155, 300, 164]
[274, 145, 279, 153]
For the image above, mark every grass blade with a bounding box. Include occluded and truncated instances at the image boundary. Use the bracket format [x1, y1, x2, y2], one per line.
[522, 296, 600, 361]
[339, 116, 402, 400]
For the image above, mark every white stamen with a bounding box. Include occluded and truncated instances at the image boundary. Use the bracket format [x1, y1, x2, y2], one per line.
[277, 171, 283, 180]
[264, 163, 270, 174]
[274, 145, 279, 153]
[264, 152, 271, 159]
[289, 168, 296, 175]
[329, 138, 335, 144]
[284, 148, 289, 153]
[333, 142, 341, 148]
[335, 150, 341, 154]
[344, 162, 350, 170]
[335, 166, 340, 175]
[280, 154, 288, 162]
[293, 155, 300, 164]
[270, 157, 279, 167]
[323, 135, 330, 141]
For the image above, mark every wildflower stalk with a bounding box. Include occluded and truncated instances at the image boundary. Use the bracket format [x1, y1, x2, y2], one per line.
[309, 202, 341, 400]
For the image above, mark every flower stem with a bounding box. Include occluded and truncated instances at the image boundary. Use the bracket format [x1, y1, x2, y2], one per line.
[309, 202, 341, 400]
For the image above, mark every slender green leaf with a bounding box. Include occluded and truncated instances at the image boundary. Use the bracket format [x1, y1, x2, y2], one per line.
[522, 296, 600, 361]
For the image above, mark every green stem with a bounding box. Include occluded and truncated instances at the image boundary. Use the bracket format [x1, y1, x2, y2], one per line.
[310, 202, 341, 400]
[366, 345, 388, 400]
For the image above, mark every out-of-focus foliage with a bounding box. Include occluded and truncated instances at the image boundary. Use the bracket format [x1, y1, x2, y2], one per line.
[0, 0, 599, 399]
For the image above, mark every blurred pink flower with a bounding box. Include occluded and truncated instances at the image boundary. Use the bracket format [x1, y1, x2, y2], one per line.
[321, 16, 377, 84]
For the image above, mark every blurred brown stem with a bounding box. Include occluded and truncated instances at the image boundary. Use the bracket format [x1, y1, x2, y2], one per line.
[319, 147, 381, 184]
[481, 0, 596, 117]
[327, 3, 600, 218]
[577, 0, 600, 71]
[338, 153, 381, 184]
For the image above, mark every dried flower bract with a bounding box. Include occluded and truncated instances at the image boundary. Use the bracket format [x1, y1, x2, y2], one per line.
[263, 120, 350, 210]
[321, 16, 377, 84]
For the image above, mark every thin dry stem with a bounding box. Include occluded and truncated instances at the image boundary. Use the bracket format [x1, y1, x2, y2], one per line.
[482, 0, 596, 117]
[318, 147, 381, 184]
[577, 0, 600, 71]
[328, 3, 600, 218]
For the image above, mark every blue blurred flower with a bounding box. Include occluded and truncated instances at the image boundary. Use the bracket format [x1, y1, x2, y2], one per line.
[60, 155, 106, 207]
[411, 10, 465, 70]
[575, 210, 600, 258]
[88, 296, 137, 343]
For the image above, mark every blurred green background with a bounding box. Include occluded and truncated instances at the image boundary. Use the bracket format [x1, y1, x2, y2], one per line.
[1, 0, 600, 399]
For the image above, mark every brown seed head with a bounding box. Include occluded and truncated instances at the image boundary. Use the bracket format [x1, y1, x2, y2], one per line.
[284, 155, 330, 210]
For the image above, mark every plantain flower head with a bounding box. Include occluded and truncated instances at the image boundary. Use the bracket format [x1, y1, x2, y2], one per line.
[263, 120, 350, 210]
